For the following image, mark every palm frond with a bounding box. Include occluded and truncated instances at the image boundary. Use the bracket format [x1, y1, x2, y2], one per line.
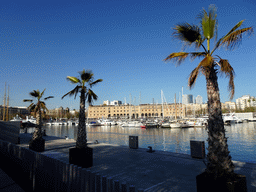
[44, 96, 54, 100]
[67, 76, 81, 84]
[86, 89, 98, 105]
[164, 52, 189, 66]
[224, 20, 245, 37]
[219, 26, 253, 50]
[89, 79, 103, 87]
[23, 99, 33, 102]
[211, 20, 245, 54]
[28, 104, 36, 111]
[40, 88, 46, 97]
[79, 69, 93, 82]
[198, 4, 217, 40]
[188, 65, 202, 88]
[40, 101, 48, 111]
[173, 23, 203, 48]
[62, 85, 81, 99]
[219, 59, 235, 100]
[189, 52, 207, 61]
[29, 90, 40, 98]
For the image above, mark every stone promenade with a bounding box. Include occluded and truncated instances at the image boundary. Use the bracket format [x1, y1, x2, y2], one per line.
[17, 133, 256, 192]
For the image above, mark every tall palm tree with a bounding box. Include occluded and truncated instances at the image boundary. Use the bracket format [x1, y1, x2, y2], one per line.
[23, 89, 54, 140]
[62, 69, 103, 149]
[164, 4, 253, 178]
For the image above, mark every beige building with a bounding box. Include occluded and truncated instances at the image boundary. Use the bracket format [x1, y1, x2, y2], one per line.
[88, 103, 208, 119]
[46, 107, 70, 118]
[222, 101, 236, 111]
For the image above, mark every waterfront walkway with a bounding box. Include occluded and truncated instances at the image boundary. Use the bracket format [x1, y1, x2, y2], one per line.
[8, 133, 256, 191]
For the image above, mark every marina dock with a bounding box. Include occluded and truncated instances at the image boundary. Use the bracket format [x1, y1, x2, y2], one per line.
[11, 133, 256, 192]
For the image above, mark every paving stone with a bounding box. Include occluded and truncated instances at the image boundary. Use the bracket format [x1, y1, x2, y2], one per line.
[15, 133, 256, 191]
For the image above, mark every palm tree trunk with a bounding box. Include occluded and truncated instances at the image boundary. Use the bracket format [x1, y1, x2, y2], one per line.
[32, 107, 42, 140]
[76, 89, 87, 148]
[205, 66, 235, 178]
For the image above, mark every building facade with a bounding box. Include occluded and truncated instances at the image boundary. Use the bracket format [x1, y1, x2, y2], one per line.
[103, 100, 122, 106]
[46, 107, 70, 118]
[0, 105, 30, 120]
[182, 94, 193, 105]
[236, 95, 256, 110]
[195, 95, 203, 104]
[223, 101, 236, 111]
[87, 103, 209, 119]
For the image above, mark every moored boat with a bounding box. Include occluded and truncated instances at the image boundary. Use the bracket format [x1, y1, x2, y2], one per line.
[122, 120, 143, 128]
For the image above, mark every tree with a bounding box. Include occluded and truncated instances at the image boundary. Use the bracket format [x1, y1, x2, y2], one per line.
[23, 89, 54, 140]
[164, 4, 253, 178]
[62, 69, 103, 148]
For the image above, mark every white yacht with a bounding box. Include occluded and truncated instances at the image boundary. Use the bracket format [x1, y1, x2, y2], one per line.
[67, 120, 76, 125]
[10, 115, 24, 122]
[121, 120, 143, 128]
[170, 120, 182, 128]
[232, 115, 243, 123]
[25, 116, 37, 124]
[99, 119, 117, 126]
[222, 114, 236, 125]
[161, 120, 171, 128]
[87, 121, 101, 126]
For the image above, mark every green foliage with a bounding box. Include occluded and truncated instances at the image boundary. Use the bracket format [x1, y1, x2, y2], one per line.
[165, 4, 253, 100]
[62, 69, 103, 105]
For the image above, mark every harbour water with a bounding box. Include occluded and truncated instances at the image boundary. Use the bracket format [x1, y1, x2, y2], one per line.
[23, 122, 256, 163]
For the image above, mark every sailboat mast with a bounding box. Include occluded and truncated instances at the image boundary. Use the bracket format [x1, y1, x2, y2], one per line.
[161, 90, 164, 119]
[139, 92, 141, 119]
[3, 82, 6, 121]
[129, 94, 131, 120]
[134, 97, 136, 119]
[6, 85, 9, 121]
[175, 93, 177, 120]
[179, 92, 181, 119]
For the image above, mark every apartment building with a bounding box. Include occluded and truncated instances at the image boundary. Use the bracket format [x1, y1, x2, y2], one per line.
[236, 95, 256, 110]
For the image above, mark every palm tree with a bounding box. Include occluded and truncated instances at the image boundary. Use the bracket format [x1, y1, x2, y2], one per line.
[23, 89, 54, 140]
[164, 4, 253, 179]
[62, 69, 103, 149]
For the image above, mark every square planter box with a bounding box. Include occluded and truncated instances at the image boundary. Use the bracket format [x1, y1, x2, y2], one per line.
[129, 136, 138, 149]
[190, 140, 205, 159]
[29, 138, 45, 152]
[196, 171, 247, 192]
[69, 147, 93, 168]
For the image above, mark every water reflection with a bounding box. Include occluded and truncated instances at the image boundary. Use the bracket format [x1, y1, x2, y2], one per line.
[22, 122, 256, 163]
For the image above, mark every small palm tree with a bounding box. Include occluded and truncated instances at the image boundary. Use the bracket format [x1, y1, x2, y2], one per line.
[164, 4, 253, 178]
[62, 69, 103, 148]
[23, 89, 54, 140]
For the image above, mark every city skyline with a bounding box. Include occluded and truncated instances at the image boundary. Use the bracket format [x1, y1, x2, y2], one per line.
[0, 0, 255, 110]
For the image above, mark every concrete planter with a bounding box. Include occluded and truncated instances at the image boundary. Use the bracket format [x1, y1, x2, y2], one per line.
[29, 138, 45, 152]
[196, 171, 247, 192]
[69, 147, 93, 168]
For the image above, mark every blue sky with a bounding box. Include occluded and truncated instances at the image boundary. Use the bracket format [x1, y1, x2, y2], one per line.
[0, 0, 255, 110]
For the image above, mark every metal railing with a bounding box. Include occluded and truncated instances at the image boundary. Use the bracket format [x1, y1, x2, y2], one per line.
[0, 139, 144, 192]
